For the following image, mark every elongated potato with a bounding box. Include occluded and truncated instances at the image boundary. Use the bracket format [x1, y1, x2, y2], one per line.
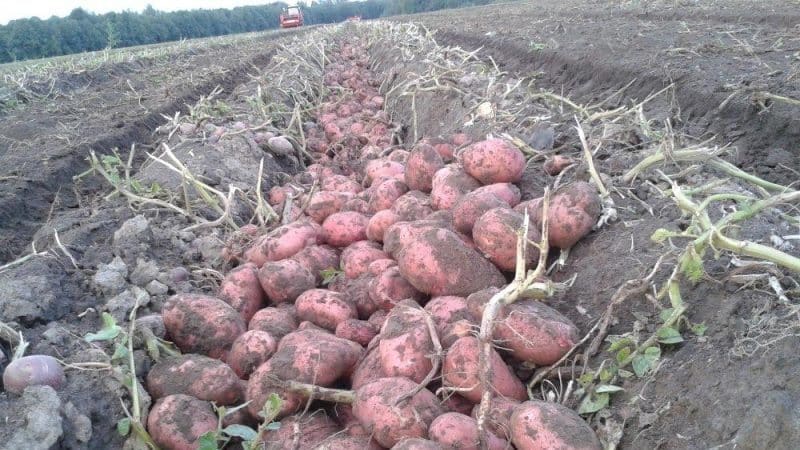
[510, 401, 602, 450]
[405, 143, 445, 192]
[461, 138, 525, 184]
[472, 207, 540, 272]
[258, 259, 316, 304]
[244, 219, 321, 266]
[147, 394, 217, 450]
[146, 354, 242, 405]
[227, 330, 277, 379]
[429, 412, 507, 450]
[322, 211, 370, 247]
[248, 305, 298, 339]
[218, 262, 265, 323]
[341, 241, 389, 279]
[379, 300, 433, 383]
[442, 336, 527, 403]
[162, 293, 245, 360]
[296, 289, 358, 331]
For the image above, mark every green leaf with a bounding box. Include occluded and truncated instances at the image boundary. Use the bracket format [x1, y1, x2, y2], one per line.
[578, 392, 609, 414]
[116, 418, 131, 436]
[259, 393, 283, 422]
[197, 432, 219, 450]
[85, 312, 122, 342]
[578, 372, 595, 387]
[651, 228, 676, 244]
[111, 343, 129, 361]
[224, 424, 257, 441]
[615, 346, 631, 364]
[607, 337, 633, 352]
[595, 384, 624, 394]
[691, 322, 708, 336]
[659, 308, 674, 323]
[618, 369, 634, 378]
[264, 422, 282, 431]
[632, 346, 661, 377]
[320, 268, 342, 286]
[657, 327, 684, 345]
[680, 247, 704, 283]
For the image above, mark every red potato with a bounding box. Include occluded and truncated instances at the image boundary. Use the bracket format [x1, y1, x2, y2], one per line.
[461, 138, 526, 184]
[451, 190, 508, 235]
[494, 299, 579, 365]
[227, 330, 277, 379]
[440, 319, 476, 349]
[472, 183, 521, 207]
[368, 309, 389, 330]
[423, 296, 473, 334]
[383, 220, 446, 257]
[146, 354, 242, 405]
[353, 377, 444, 448]
[246, 329, 362, 418]
[218, 262, 265, 323]
[341, 197, 371, 214]
[392, 191, 434, 222]
[391, 226, 506, 297]
[368, 258, 397, 277]
[341, 274, 379, 319]
[430, 165, 482, 211]
[451, 133, 471, 147]
[314, 435, 384, 450]
[336, 318, 379, 346]
[306, 191, 353, 223]
[510, 401, 602, 450]
[258, 411, 341, 450]
[2, 355, 65, 395]
[322, 174, 363, 194]
[322, 211, 370, 247]
[547, 182, 602, 249]
[351, 344, 386, 390]
[341, 241, 390, 279]
[389, 149, 411, 163]
[331, 403, 369, 436]
[405, 143, 445, 192]
[392, 438, 444, 449]
[365, 159, 404, 187]
[248, 305, 298, 339]
[428, 413, 508, 450]
[296, 289, 358, 331]
[369, 266, 425, 311]
[369, 179, 409, 213]
[258, 259, 316, 304]
[367, 209, 399, 242]
[162, 293, 245, 360]
[268, 186, 288, 206]
[442, 394, 475, 416]
[543, 154, 574, 176]
[434, 143, 455, 163]
[425, 209, 455, 226]
[379, 300, 434, 383]
[244, 220, 321, 266]
[147, 394, 217, 450]
[291, 244, 340, 284]
[471, 397, 520, 439]
[473, 207, 541, 272]
[442, 336, 527, 403]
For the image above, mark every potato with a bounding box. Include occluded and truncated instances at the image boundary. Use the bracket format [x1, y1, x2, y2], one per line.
[392, 438, 444, 449]
[430, 166, 481, 211]
[147, 394, 217, 450]
[510, 401, 602, 450]
[389, 149, 411, 163]
[365, 159, 404, 187]
[341, 241, 390, 279]
[269, 186, 288, 206]
[368, 258, 397, 277]
[218, 262, 265, 323]
[314, 435, 384, 450]
[339, 274, 378, 319]
[322, 174, 363, 194]
[162, 293, 246, 360]
[392, 191, 434, 222]
[543, 154, 574, 176]
[248, 305, 298, 339]
[227, 330, 277, 379]
[336, 318, 379, 346]
[462, 138, 525, 184]
[341, 197, 371, 214]
[322, 212, 370, 247]
[472, 207, 541, 272]
[369, 179, 409, 213]
[494, 299, 579, 365]
[379, 300, 434, 383]
[440, 319, 476, 349]
[472, 183, 521, 207]
[367, 209, 400, 242]
[451, 133, 471, 147]
[245, 220, 321, 266]
[368, 310, 389, 330]
[306, 191, 353, 223]
[146, 354, 242, 404]
[405, 143, 445, 192]
[423, 296, 473, 334]
[442, 336, 527, 403]
[258, 259, 316, 304]
[351, 344, 385, 390]
[258, 411, 340, 450]
[291, 245, 340, 284]
[547, 181, 602, 249]
[353, 377, 444, 448]
[247, 329, 362, 418]
[429, 412, 508, 450]
[451, 190, 508, 235]
[296, 289, 358, 331]
[369, 266, 425, 311]
[2, 355, 65, 395]
[471, 397, 520, 439]
[391, 226, 506, 297]
[442, 394, 475, 416]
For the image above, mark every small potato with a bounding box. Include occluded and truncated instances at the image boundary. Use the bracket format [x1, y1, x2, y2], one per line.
[244, 220, 321, 266]
[472, 183, 521, 207]
[379, 300, 434, 383]
[258, 259, 316, 304]
[147, 394, 217, 450]
[268, 186, 288, 206]
[429, 412, 507, 450]
[430, 166, 481, 211]
[392, 191, 434, 222]
[218, 262, 265, 323]
[472, 207, 540, 272]
[162, 293, 245, 360]
[442, 336, 527, 403]
[146, 354, 242, 404]
[227, 330, 277, 379]
[341, 241, 390, 279]
[369, 266, 425, 311]
[296, 289, 358, 331]
[322, 174, 363, 194]
[291, 245, 340, 284]
[510, 401, 602, 450]
[306, 191, 353, 224]
[248, 305, 298, 339]
[353, 377, 444, 448]
[494, 299, 579, 365]
[461, 138, 525, 184]
[258, 411, 341, 449]
[451, 190, 508, 235]
[369, 179, 409, 213]
[442, 394, 475, 416]
[405, 143, 445, 192]
[336, 318, 379, 346]
[367, 209, 399, 243]
[322, 212, 370, 247]
[2, 355, 65, 395]
[451, 133, 471, 147]
[440, 319, 476, 349]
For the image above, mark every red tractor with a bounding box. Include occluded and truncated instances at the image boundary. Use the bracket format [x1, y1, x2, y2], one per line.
[280, 6, 304, 29]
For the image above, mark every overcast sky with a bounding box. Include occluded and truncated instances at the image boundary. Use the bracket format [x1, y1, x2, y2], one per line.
[1, 1, 308, 25]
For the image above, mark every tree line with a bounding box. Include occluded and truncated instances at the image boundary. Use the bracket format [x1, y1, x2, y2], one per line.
[0, 0, 506, 63]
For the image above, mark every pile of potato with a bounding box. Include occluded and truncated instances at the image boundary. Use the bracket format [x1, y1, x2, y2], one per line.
[146, 36, 603, 450]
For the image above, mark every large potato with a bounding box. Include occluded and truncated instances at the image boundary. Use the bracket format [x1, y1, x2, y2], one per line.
[472, 207, 540, 272]
[322, 211, 370, 247]
[430, 166, 481, 211]
[379, 300, 434, 384]
[244, 219, 321, 266]
[405, 143, 445, 192]
[441, 336, 527, 403]
[258, 259, 316, 304]
[162, 293, 245, 360]
[494, 299, 579, 365]
[461, 138, 525, 184]
[510, 401, 602, 450]
[146, 354, 242, 405]
[428, 412, 508, 450]
[147, 394, 218, 450]
[296, 289, 358, 331]
[218, 262, 265, 323]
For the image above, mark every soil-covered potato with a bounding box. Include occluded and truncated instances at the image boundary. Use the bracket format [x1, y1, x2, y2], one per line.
[244, 219, 321, 266]
[146, 354, 242, 404]
[248, 305, 298, 339]
[350, 344, 386, 390]
[162, 293, 246, 360]
[369, 178, 410, 213]
[218, 262, 265, 323]
[472, 207, 541, 272]
[258, 259, 316, 304]
[291, 244, 340, 284]
[313, 434, 384, 450]
[367, 209, 399, 242]
[510, 400, 602, 450]
[369, 266, 426, 311]
[227, 330, 278, 379]
[258, 411, 341, 450]
[495, 299, 579, 365]
[322, 211, 370, 247]
[379, 300, 434, 384]
[2, 355, 65, 395]
[470, 396, 521, 439]
[461, 138, 525, 184]
[306, 191, 353, 223]
[441, 336, 527, 403]
[430, 165, 482, 211]
[451, 190, 508, 235]
[405, 143, 445, 192]
[428, 412, 508, 450]
[147, 394, 218, 450]
[336, 318, 379, 346]
[423, 295, 473, 335]
[341, 240, 389, 279]
[295, 288, 358, 331]
[392, 190, 434, 222]
[472, 182, 521, 207]
[392, 438, 444, 449]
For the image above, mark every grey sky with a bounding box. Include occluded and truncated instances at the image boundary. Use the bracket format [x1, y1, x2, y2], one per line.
[1, 1, 308, 25]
